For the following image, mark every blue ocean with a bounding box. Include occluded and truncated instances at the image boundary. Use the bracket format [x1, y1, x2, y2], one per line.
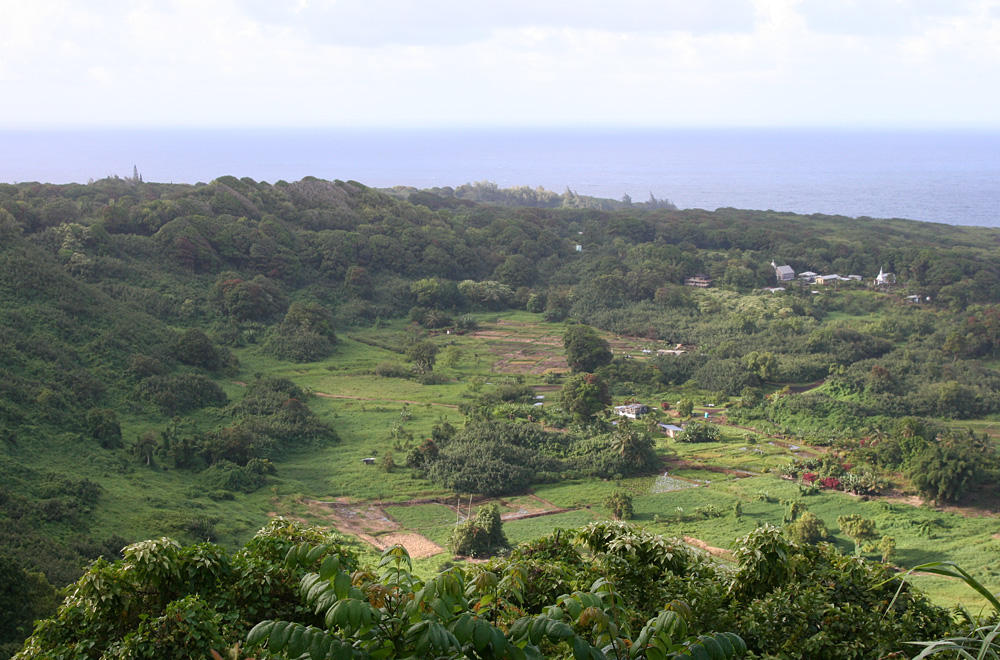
[2, 128, 998, 227]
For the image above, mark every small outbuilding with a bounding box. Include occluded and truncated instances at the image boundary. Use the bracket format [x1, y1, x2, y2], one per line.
[658, 423, 685, 438]
[771, 261, 795, 281]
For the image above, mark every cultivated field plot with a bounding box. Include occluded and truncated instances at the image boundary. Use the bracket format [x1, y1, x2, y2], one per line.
[468, 320, 567, 374]
[468, 318, 688, 374]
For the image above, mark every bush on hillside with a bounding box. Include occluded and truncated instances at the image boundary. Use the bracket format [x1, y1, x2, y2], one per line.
[448, 503, 509, 558]
[135, 374, 228, 415]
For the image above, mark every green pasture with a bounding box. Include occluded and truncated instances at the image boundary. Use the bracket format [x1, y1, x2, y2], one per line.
[304, 317, 1000, 609]
[77, 312, 1000, 612]
[503, 510, 604, 544]
[532, 477, 653, 510]
[384, 503, 458, 548]
[625, 474, 1000, 609]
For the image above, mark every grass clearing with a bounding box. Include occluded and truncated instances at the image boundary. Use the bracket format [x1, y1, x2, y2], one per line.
[504, 510, 603, 544]
[384, 503, 459, 548]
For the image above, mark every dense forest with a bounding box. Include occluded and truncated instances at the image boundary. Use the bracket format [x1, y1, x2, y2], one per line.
[3, 175, 1000, 657]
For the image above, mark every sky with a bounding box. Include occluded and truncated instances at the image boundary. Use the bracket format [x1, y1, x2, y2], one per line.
[2, 0, 999, 128]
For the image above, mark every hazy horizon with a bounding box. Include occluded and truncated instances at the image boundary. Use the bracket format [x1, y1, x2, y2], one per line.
[4, 126, 998, 227]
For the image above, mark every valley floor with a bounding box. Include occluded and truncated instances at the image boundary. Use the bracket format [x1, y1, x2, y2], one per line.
[204, 312, 1000, 609]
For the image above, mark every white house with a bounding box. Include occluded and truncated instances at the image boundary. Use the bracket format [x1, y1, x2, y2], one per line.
[875, 267, 896, 286]
[614, 403, 650, 419]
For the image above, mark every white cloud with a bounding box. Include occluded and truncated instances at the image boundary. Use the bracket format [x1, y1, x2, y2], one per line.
[0, 0, 998, 127]
[236, 0, 758, 47]
[796, 0, 987, 35]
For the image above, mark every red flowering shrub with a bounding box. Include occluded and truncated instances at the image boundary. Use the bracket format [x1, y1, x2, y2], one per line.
[820, 476, 841, 490]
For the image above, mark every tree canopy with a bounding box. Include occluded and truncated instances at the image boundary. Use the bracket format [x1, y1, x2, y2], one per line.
[563, 324, 613, 373]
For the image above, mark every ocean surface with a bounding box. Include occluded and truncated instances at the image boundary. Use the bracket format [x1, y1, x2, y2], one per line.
[2, 128, 998, 227]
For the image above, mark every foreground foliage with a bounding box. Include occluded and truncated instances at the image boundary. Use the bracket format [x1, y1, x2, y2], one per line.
[13, 519, 357, 660]
[15, 520, 961, 659]
[892, 561, 1000, 659]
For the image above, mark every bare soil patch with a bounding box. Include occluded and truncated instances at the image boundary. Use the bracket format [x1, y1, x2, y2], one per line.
[683, 536, 734, 560]
[302, 498, 446, 558]
[369, 532, 444, 559]
[300, 493, 568, 559]
[880, 494, 925, 508]
[304, 500, 398, 536]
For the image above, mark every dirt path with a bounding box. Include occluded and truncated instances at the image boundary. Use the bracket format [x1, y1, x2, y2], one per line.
[787, 379, 826, 394]
[683, 536, 733, 559]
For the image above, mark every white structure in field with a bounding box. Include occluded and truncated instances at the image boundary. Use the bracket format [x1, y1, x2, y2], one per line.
[614, 403, 650, 419]
[875, 267, 896, 286]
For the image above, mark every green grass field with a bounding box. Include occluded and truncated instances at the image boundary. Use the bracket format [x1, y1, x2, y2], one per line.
[92, 312, 1000, 610]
